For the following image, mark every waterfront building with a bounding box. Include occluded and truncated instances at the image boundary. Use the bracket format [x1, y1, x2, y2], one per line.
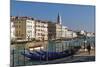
[11, 16, 27, 40]
[65, 30, 73, 38]
[56, 23, 62, 39]
[80, 30, 86, 35]
[11, 21, 15, 40]
[11, 16, 36, 40]
[65, 30, 77, 38]
[86, 32, 95, 37]
[61, 26, 68, 38]
[11, 15, 78, 41]
[72, 31, 77, 38]
[26, 18, 35, 40]
[35, 20, 48, 41]
[47, 21, 56, 40]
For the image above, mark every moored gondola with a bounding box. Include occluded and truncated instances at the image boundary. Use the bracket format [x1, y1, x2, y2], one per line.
[21, 47, 80, 61]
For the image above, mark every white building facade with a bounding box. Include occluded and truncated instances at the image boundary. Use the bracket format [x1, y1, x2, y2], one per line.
[35, 20, 48, 41]
[61, 26, 68, 38]
[56, 23, 62, 39]
[26, 19, 35, 40]
[72, 32, 77, 38]
[86, 32, 94, 37]
[11, 21, 15, 40]
[65, 30, 77, 38]
[80, 30, 86, 35]
[66, 30, 73, 38]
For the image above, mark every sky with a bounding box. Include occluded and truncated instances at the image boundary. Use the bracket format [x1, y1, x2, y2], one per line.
[11, 0, 95, 32]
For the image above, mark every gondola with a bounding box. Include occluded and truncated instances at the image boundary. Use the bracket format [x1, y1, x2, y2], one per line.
[21, 48, 79, 61]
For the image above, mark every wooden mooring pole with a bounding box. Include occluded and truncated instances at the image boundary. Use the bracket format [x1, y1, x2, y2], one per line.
[12, 49, 15, 67]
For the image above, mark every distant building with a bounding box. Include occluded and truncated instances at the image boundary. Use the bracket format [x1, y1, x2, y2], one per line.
[80, 30, 86, 35]
[57, 13, 62, 25]
[35, 20, 48, 41]
[65, 30, 77, 38]
[72, 31, 77, 38]
[61, 26, 68, 38]
[66, 30, 73, 38]
[86, 32, 95, 37]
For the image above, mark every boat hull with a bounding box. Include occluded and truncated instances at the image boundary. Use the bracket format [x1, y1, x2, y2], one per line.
[21, 48, 78, 61]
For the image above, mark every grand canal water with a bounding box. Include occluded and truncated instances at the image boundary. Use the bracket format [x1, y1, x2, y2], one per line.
[10, 37, 95, 67]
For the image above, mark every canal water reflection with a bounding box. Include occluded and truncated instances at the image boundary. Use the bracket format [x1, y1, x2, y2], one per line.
[10, 37, 95, 67]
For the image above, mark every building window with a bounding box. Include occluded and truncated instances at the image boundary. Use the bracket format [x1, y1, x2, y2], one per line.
[27, 31, 32, 33]
[27, 21, 32, 23]
[16, 25, 18, 28]
[16, 31, 18, 36]
[19, 25, 20, 28]
[18, 31, 20, 35]
[12, 25, 15, 28]
[18, 21, 20, 23]
[38, 25, 40, 27]
[27, 25, 32, 29]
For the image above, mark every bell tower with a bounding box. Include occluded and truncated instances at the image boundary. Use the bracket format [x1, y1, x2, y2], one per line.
[57, 13, 62, 25]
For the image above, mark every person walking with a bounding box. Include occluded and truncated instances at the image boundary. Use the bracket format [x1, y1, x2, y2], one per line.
[87, 43, 91, 55]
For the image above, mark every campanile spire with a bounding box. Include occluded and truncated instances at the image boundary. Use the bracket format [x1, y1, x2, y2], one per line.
[57, 13, 62, 25]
